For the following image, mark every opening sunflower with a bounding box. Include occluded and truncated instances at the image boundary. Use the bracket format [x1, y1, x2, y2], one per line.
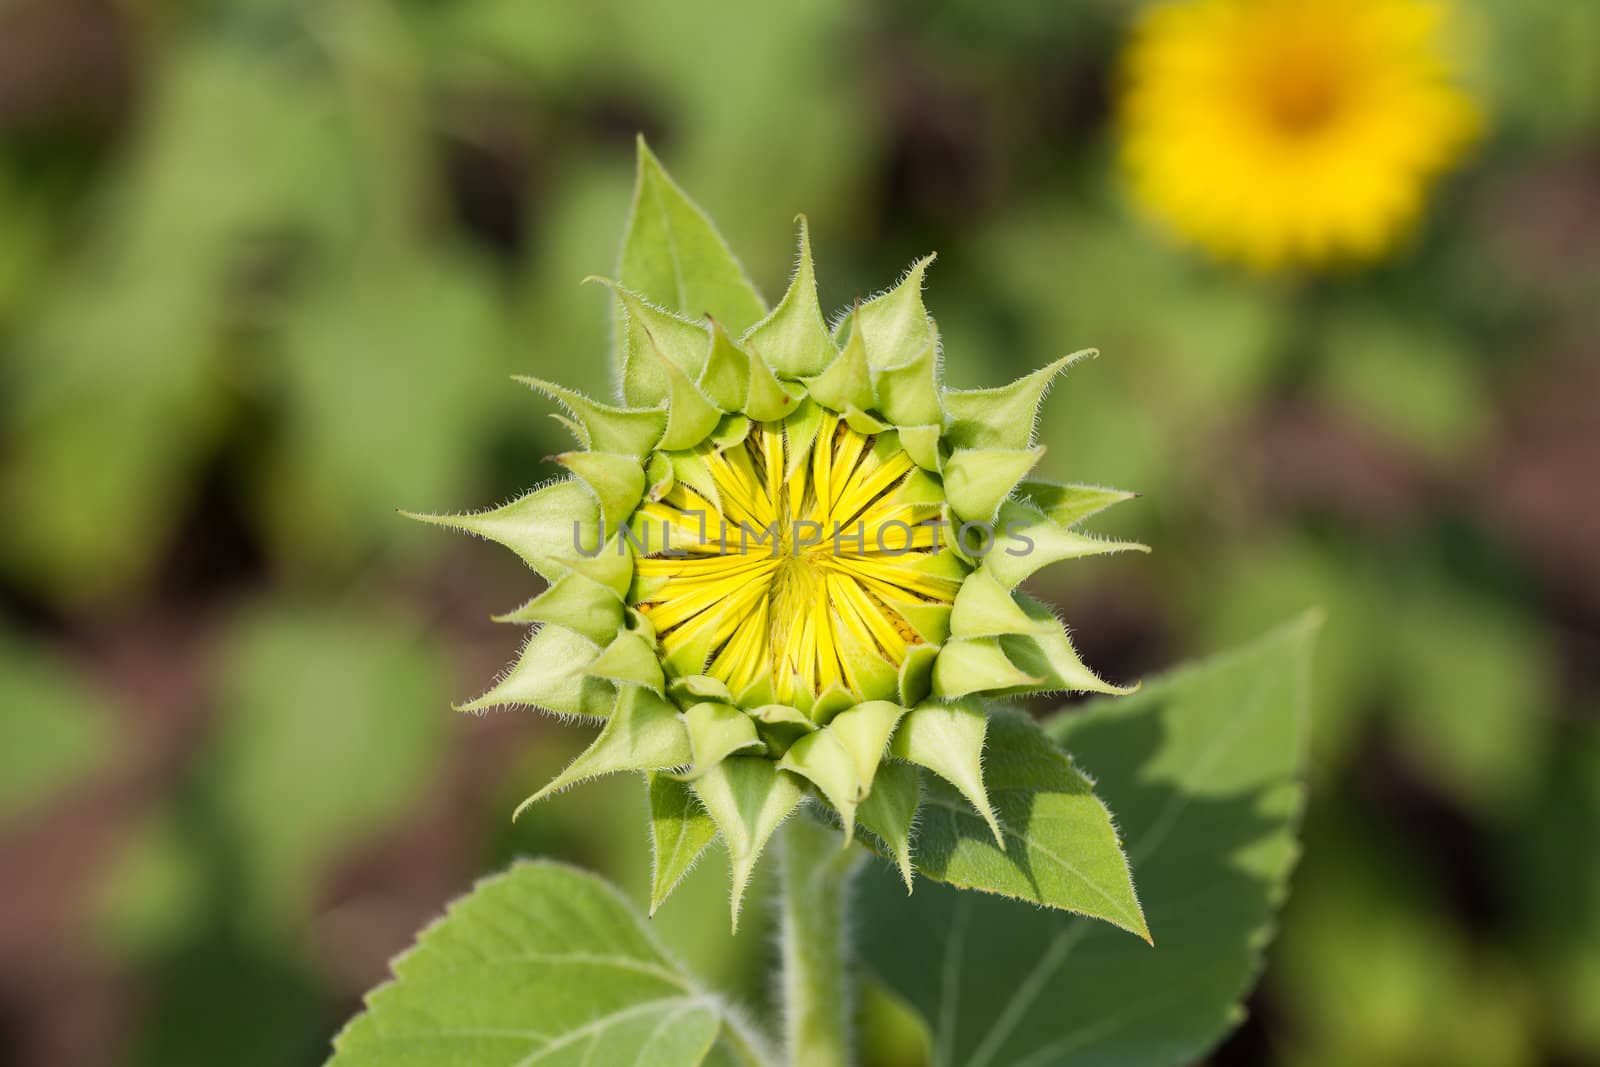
[412, 140, 1148, 930]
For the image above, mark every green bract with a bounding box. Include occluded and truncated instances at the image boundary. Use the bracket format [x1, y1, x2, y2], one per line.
[413, 139, 1150, 934]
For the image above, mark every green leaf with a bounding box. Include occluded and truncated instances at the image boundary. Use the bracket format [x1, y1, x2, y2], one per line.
[0, 628, 111, 817]
[898, 712, 1145, 939]
[648, 773, 720, 915]
[328, 862, 743, 1067]
[856, 615, 1317, 1067]
[617, 138, 765, 369]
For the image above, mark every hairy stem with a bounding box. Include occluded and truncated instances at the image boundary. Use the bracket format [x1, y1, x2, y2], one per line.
[779, 815, 864, 1067]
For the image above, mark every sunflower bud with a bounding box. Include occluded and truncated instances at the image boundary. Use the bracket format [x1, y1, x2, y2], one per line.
[413, 139, 1146, 927]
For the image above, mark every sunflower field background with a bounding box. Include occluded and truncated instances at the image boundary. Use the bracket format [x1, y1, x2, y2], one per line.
[2, 1, 1597, 1065]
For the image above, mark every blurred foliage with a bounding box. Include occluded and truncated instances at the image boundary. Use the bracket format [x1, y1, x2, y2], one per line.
[0, 0, 1595, 1064]
[0, 626, 110, 818]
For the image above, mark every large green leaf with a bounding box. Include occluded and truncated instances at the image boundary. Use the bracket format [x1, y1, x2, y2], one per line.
[883, 710, 1147, 941]
[857, 615, 1316, 1067]
[327, 861, 763, 1067]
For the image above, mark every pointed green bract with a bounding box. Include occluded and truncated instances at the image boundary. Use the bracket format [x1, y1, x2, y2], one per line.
[662, 610, 723, 679]
[456, 624, 614, 720]
[897, 642, 939, 705]
[753, 702, 816, 755]
[705, 412, 750, 453]
[514, 687, 690, 817]
[405, 478, 598, 580]
[564, 533, 634, 599]
[849, 254, 936, 371]
[744, 340, 805, 420]
[856, 760, 921, 892]
[699, 318, 752, 411]
[943, 350, 1092, 450]
[606, 281, 714, 406]
[827, 701, 907, 792]
[671, 674, 735, 705]
[888, 597, 952, 647]
[516, 376, 665, 459]
[648, 772, 719, 915]
[890, 700, 1001, 846]
[984, 498, 1149, 589]
[778, 728, 865, 839]
[1019, 479, 1138, 528]
[781, 398, 825, 480]
[804, 314, 875, 413]
[619, 137, 764, 339]
[586, 630, 666, 694]
[948, 568, 1047, 640]
[665, 450, 722, 512]
[873, 341, 943, 427]
[943, 446, 1045, 524]
[1001, 595, 1137, 696]
[653, 344, 724, 451]
[644, 451, 675, 501]
[930, 636, 1041, 698]
[777, 701, 902, 843]
[495, 570, 624, 646]
[691, 756, 805, 930]
[898, 423, 944, 471]
[745, 217, 835, 379]
[679, 701, 764, 780]
[557, 451, 645, 535]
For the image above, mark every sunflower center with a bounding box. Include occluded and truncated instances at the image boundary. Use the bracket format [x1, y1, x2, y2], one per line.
[631, 414, 959, 707]
[1245, 31, 1351, 137]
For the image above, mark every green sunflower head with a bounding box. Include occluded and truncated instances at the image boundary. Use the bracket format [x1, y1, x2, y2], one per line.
[413, 139, 1146, 927]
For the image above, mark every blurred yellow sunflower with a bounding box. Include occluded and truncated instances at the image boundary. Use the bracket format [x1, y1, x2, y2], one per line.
[1118, 0, 1482, 270]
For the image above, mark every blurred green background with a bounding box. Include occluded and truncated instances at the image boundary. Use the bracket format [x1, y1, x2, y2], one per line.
[1, 1, 1596, 1065]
